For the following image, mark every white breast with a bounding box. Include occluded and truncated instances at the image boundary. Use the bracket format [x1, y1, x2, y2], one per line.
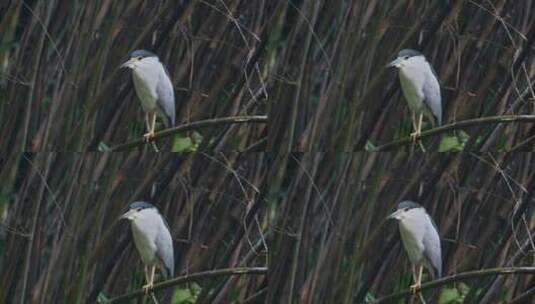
[398, 209, 428, 264]
[131, 58, 161, 112]
[398, 58, 427, 113]
[399, 224, 424, 264]
[130, 209, 161, 265]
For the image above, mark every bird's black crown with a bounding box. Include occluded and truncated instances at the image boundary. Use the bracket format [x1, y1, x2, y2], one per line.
[397, 49, 423, 58]
[129, 49, 158, 59]
[128, 201, 156, 210]
[397, 200, 422, 210]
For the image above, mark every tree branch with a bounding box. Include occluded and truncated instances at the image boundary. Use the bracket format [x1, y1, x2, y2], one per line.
[373, 266, 535, 303]
[105, 267, 267, 303]
[374, 115, 535, 151]
[108, 115, 267, 151]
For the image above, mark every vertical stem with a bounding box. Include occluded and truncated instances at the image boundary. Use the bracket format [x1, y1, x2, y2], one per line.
[20, 154, 53, 303]
[286, 2, 320, 152]
[21, 0, 55, 151]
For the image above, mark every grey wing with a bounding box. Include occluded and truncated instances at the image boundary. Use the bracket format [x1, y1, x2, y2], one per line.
[155, 219, 175, 277]
[156, 66, 176, 127]
[423, 216, 442, 278]
[422, 67, 442, 125]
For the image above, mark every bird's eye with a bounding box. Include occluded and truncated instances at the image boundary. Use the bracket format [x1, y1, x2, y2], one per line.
[136, 56, 142, 60]
[137, 208, 142, 211]
[404, 56, 409, 60]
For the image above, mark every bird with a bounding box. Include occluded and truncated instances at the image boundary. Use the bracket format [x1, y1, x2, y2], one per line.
[121, 201, 174, 293]
[121, 50, 175, 142]
[388, 200, 442, 293]
[387, 49, 442, 141]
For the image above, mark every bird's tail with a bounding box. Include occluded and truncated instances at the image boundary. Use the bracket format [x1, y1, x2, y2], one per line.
[432, 264, 442, 279]
[424, 109, 441, 127]
[164, 114, 175, 128]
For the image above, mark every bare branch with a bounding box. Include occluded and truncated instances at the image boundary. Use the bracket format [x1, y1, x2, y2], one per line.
[374, 115, 535, 151]
[373, 266, 535, 303]
[106, 267, 267, 303]
[108, 115, 267, 151]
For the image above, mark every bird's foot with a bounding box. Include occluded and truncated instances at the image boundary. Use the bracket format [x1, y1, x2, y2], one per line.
[142, 282, 154, 294]
[410, 131, 420, 143]
[409, 282, 421, 294]
[143, 132, 155, 142]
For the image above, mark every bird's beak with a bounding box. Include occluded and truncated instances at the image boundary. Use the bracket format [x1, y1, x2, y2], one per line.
[120, 58, 136, 69]
[387, 209, 403, 220]
[386, 57, 402, 68]
[121, 209, 136, 220]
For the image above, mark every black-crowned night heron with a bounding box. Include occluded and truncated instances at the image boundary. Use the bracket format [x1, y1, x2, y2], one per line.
[387, 49, 442, 141]
[121, 50, 176, 141]
[388, 201, 442, 293]
[121, 201, 174, 293]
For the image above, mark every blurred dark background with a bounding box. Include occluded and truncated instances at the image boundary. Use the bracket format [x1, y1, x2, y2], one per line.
[0, 153, 269, 303]
[3, 1, 535, 152]
[266, 153, 535, 303]
[1, 0, 269, 152]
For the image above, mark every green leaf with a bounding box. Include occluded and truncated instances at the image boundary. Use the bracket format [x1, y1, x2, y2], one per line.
[172, 132, 203, 152]
[439, 283, 470, 304]
[172, 135, 194, 152]
[457, 130, 470, 142]
[191, 131, 203, 145]
[98, 142, 111, 152]
[439, 136, 461, 152]
[173, 136, 193, 152]
[364, 292, 377, 303]
[439, 288, 462, 304]
[439, 131, 470, 152]
[365, 140, 377, 151]
[96, 292, 110, 303]
[172, 283, 201, 304]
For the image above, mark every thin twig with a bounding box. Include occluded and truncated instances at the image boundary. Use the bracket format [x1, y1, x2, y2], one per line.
[509, 285, 535, 304]
[105, 267, 267, 303]
[372, 267, 535, 303]
[108, 115, 267, 151]
[509, 133, 535, 151]
[374, 115, 535, 151]
[149, 292, 159, 304]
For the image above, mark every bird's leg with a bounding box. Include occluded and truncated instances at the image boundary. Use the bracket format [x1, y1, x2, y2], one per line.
[410, 265, 423, 294]
[143, 112, 156, 142]
[411, 265, 417, 283]
[418, 265, 423, 285]
[145, 113, 151, 133]
[151, 112, 157, 135]
[151, 113, 160, 152]
[410, 113, 423, 143]
[417, 114, 426, 152]
[142, 265, 156, 294]
[144, 266, 150, 285]
[418, 113, 423, 135]
[410, 113, 418, 144]
[148, 112, 160, 151]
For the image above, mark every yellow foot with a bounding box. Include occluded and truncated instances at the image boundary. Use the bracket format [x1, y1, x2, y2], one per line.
[143, 132, 155, 142]
[410, 282, 421, 294]
[142, 282, 154, 294]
